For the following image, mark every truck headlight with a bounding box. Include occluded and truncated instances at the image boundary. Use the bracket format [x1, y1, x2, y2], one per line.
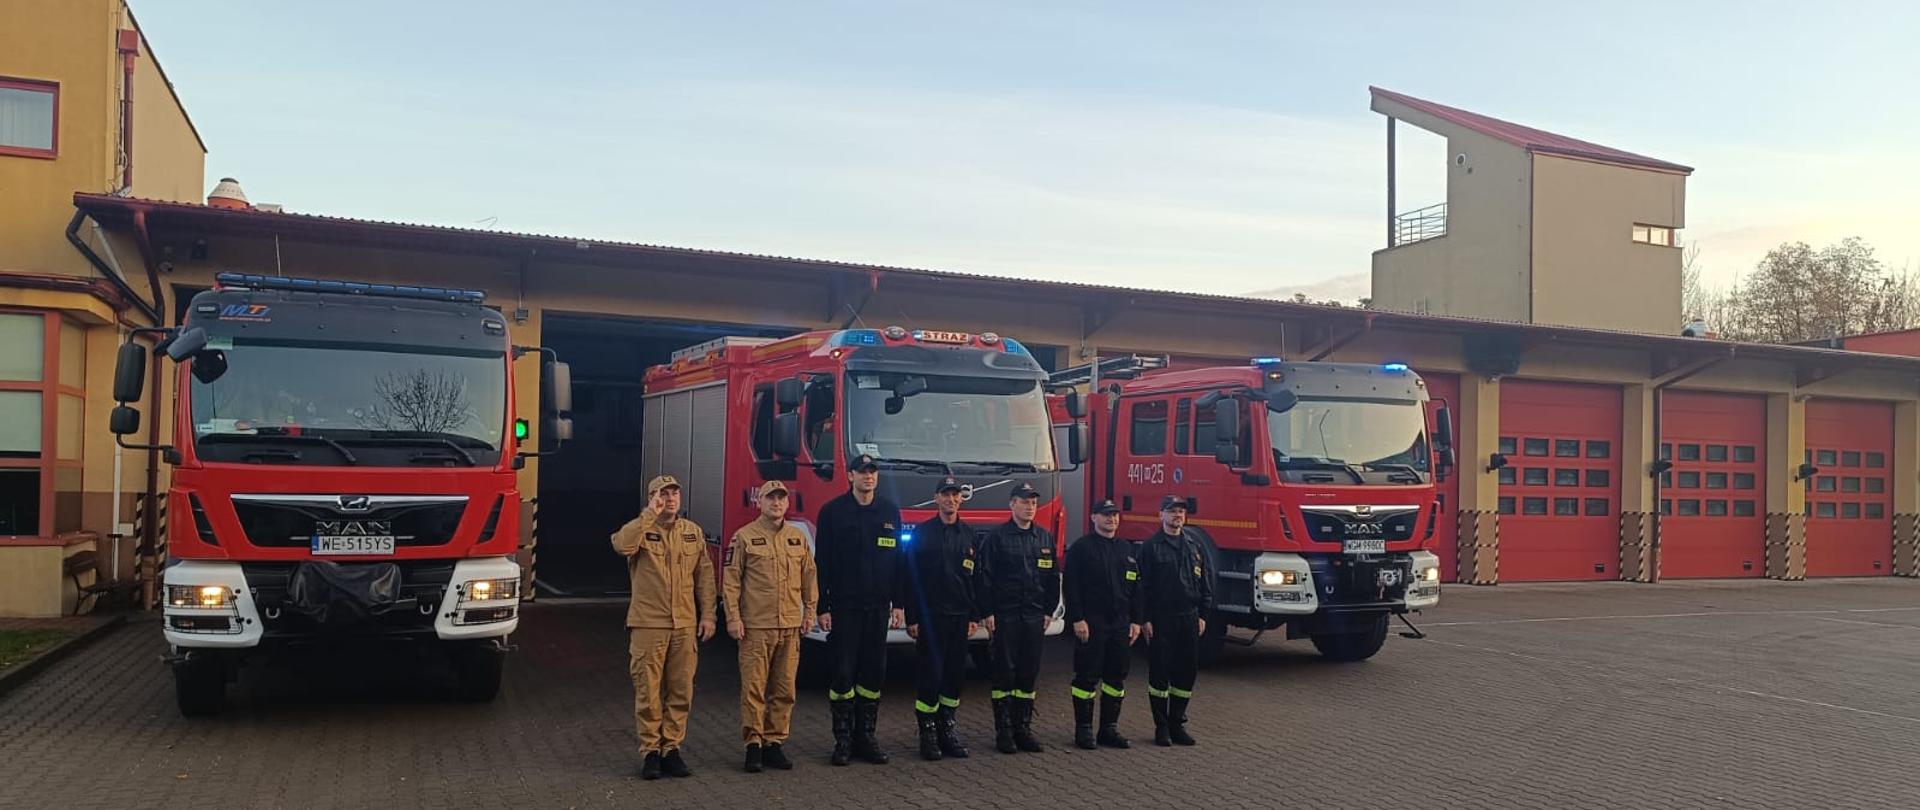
[460, 577, 520, 603]
[1420, 566, 1441, 583]
[1258, 569, 1298, 586]
[167, 585, 233, 610]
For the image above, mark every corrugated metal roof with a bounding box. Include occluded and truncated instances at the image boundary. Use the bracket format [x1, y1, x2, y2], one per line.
[74, 193, 1920, 373]
[1371, 87, 1693, 174]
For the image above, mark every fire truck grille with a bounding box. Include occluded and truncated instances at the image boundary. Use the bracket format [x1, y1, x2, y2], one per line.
[1298, 507, 1419, 542]
[1313, 557, 1414, 606]
[232, 498, 469, 548]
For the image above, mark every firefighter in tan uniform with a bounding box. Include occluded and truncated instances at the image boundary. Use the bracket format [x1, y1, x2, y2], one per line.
[612, 475, 716, 780]
[723, 480, 819, 773]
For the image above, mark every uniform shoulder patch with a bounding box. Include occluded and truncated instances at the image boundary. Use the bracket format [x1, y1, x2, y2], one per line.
[787, 535, 802, 546]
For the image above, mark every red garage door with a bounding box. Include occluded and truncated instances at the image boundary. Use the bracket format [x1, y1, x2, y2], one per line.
[1659, 391, 1767, 578]
[1421, 372, 1462, 582]
[1498, 380, 1623, 581]
[1804, 400, 1894, 577]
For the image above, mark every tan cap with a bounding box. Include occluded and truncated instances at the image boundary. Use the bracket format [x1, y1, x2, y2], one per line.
[646, 475, 682, 498]
[757, 480, 790, 497]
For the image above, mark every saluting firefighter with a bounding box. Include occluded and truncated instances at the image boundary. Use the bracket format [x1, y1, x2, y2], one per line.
[611, 475, 717, 780]
[723, 480, 818, 774]
[975, 482, 1060, 754]
[814, 454, 904, 766]
[898, 476, 980, 761]
[1134, 495, 1213, 747]
[1063, 498, 1140, 750]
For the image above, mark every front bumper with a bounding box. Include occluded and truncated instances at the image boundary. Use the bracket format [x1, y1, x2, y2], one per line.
[1249, 550, 1441, 616]
[162, 557, 521, 649]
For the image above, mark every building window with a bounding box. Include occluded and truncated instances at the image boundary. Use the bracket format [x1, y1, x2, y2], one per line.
[0, 77, 58, 159]
[0, 312, 85, 539]
[1631, 224, 1676, 247]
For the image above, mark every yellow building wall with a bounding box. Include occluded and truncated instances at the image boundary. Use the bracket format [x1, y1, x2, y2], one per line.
[1530, 154, 1685, 334]
[1371, 126, 1533, 322]
[127, 29, 205, 204]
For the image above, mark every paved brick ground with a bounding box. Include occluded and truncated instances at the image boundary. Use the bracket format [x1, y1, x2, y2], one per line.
[4, 578, 1918, 809]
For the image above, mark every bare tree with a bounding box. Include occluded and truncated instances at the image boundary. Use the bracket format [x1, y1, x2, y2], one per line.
[362, 369, 473, 433]
[1702, 237, 1917, 343]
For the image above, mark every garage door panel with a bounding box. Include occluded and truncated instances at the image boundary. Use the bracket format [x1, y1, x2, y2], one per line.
[1659, 391, 1766, 579]
[1499, 380, 1622, 581]
[1805, 400, 1894, 577]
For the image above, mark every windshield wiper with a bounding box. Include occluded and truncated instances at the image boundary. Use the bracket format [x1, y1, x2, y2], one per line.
[201, 433, 359, 465]
[343, 436, 479, 466]
[1359, 462, 1426, 481]
[1276, 456, 1364, 484]
[874, 457, 953, 474]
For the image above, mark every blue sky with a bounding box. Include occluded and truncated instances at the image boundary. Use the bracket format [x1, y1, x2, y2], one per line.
[137, 1, 1920, 300]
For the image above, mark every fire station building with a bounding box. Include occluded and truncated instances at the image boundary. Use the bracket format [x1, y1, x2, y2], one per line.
[6, 4, 1920, 615]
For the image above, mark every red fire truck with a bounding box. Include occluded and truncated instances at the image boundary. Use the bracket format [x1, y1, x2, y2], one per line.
[1054, 356, 1453, 663]
[640, 326, 1072, 676]
[109, 273, 572, 715]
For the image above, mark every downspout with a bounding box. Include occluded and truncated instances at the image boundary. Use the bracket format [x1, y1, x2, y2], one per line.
[64, 210, 161, 324]
[131, 207, 170, 608]
[1648, 347, 1737, 583]
[120, 33, 136, 190]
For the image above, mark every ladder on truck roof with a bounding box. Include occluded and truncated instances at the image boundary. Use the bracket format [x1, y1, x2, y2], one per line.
[1047, 354, 1168, 387]
[670, 335, 778, 364]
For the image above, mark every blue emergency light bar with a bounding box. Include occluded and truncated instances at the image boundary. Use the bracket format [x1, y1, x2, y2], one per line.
[214, 272, 487, 303]
[1383, 363, 1410, 373]
[829, 329, 883, 347]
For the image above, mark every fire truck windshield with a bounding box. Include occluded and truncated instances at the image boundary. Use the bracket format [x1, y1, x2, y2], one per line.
[845, 373, 1055, 471]
[189, 342, 507, 466]
[1269, 397, 1429, 481]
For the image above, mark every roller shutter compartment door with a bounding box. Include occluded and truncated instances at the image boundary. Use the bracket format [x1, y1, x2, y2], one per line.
[1658, 391, 1767, 578]
[1497, 380, 1623, 581]
[1420, 372, 1462, 582]
[1804, 400, 1894, 577]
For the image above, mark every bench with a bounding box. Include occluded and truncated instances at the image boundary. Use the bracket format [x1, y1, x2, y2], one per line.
[61, 550, 119, 617]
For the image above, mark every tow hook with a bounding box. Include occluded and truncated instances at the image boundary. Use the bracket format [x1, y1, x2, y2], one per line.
[1395, 610, 1427, 640]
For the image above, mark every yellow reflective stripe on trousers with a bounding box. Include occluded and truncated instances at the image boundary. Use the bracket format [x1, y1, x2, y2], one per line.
[915, 700, 940, 714]
[1168, 686, 1193, 699]
[939, 696, 961, 708]
[990, 690, 1010, 699]
[1100, 683, 1125, 698]
[1010, 689, 1036, 700]
[855, 686, 883, 700]
[829, 688, 855, 701]
[1147, 686, 1170, 698]
[1069, 685, 1097, 700]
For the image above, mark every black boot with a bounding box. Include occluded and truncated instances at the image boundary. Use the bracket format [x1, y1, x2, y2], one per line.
[917, 710, 943, 761]
[661, 749, 692, 777]
[1012, 698, 1045, 753]
[1097, 693, 1130, 749]
[763, 743, 794, 770]
[992, 697, 1017, 754]
[1072, 696, 1097, 750]
[1167, 695, 1196, 746]
[853, 699, 891, 764]
[829, 700, 853, 766]
[1149, 694, 1172, 747]
[744, 743, 763, 773]
[640, 751, 662, 780]
[936, 705, 970, 759]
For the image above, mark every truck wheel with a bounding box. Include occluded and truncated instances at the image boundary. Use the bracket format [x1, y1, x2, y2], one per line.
[1195, 615, 1229, 666]
[173, 654, 228, 717]
[795, 638, 829, 690]
[1310, 614, 1389, 662]
[453, 643, 506, 703]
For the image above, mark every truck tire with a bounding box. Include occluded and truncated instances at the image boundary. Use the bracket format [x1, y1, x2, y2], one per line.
[1310, 613, 1389, 662]
[453, 643, 506, 703]
[173, 653, 228, 717]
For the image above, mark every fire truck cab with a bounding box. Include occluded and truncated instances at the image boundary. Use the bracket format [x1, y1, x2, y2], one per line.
[1060, 356, 1453, 662]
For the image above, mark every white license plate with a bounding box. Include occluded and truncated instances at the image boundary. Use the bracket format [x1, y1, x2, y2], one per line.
[312, 535, 396, 555]
[1341, 538, 1386, 555]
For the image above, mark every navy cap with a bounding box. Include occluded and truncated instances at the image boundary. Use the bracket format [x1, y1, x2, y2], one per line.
[1091, 499, 1121, 515]
[1159, 494, 1191, 512]
[935, 476, 965, 493]
[852, 454, 880, 472]
[1010, 482, 1041, 500]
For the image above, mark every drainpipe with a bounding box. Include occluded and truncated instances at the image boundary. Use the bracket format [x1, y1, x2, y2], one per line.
[118, 29, 138, 190]
[129, 206, 169, 607]
[1648, 347, 1737, 583]
[64, 210, 161, 324]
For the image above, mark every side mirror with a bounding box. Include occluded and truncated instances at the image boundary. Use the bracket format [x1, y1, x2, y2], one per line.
[164, 327, 208, 362]
[1065, 390, 1087, 420]
[772, 412, 801, 458]
[113, 342, 148, 403]
[546, 416, 574, 445]
[1434, 405, 1456, 452]
[775, 378, 804, 412]
[1068, 423, 1089, 465]
[884, 396, 904, 416]
[1213, 402, 1241, 466]
[542, 360, 573, 416]
[109, 405, 141, 436]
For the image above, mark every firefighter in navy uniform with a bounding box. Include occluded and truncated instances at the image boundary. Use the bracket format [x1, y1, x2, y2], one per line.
[813, 454, 904, 766]
[1063, 498, 1140, 750]
[975, 482, 1060, 754]
[1134, 495, 1213, 747]
[898, 476, 980, 761]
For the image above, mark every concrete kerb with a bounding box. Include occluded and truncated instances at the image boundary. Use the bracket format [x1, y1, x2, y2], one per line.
[0, 613, 129, 700]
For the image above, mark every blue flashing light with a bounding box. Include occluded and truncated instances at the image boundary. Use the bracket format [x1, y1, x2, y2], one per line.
[1001, 338, 1030, 357]
[1251, 357, 1284, 366]
[898, 528, 914, 545]
[215, 272, 485, 303]
[830, 329, 882, 347]
[1383, 363, 1410, 373]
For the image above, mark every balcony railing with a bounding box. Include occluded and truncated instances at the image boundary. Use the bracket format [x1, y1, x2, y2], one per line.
[1392, 202, 1447, 247]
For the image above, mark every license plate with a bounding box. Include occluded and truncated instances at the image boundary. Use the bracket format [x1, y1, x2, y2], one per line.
[312, 535, 396, 555]
[1342, 538, 1386, 555]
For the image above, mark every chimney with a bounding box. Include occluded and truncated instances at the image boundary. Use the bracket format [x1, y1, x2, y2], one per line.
[207, 177, 251, 210]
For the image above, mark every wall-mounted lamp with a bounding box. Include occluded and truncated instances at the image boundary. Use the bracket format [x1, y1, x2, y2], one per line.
[1486, 453, 1509, 473]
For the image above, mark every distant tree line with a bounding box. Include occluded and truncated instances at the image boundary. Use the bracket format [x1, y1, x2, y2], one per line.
[1684, 237, 1918, 343]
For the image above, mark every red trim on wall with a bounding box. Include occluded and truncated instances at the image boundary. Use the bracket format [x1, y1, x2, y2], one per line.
[0, 76, 59, 160]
